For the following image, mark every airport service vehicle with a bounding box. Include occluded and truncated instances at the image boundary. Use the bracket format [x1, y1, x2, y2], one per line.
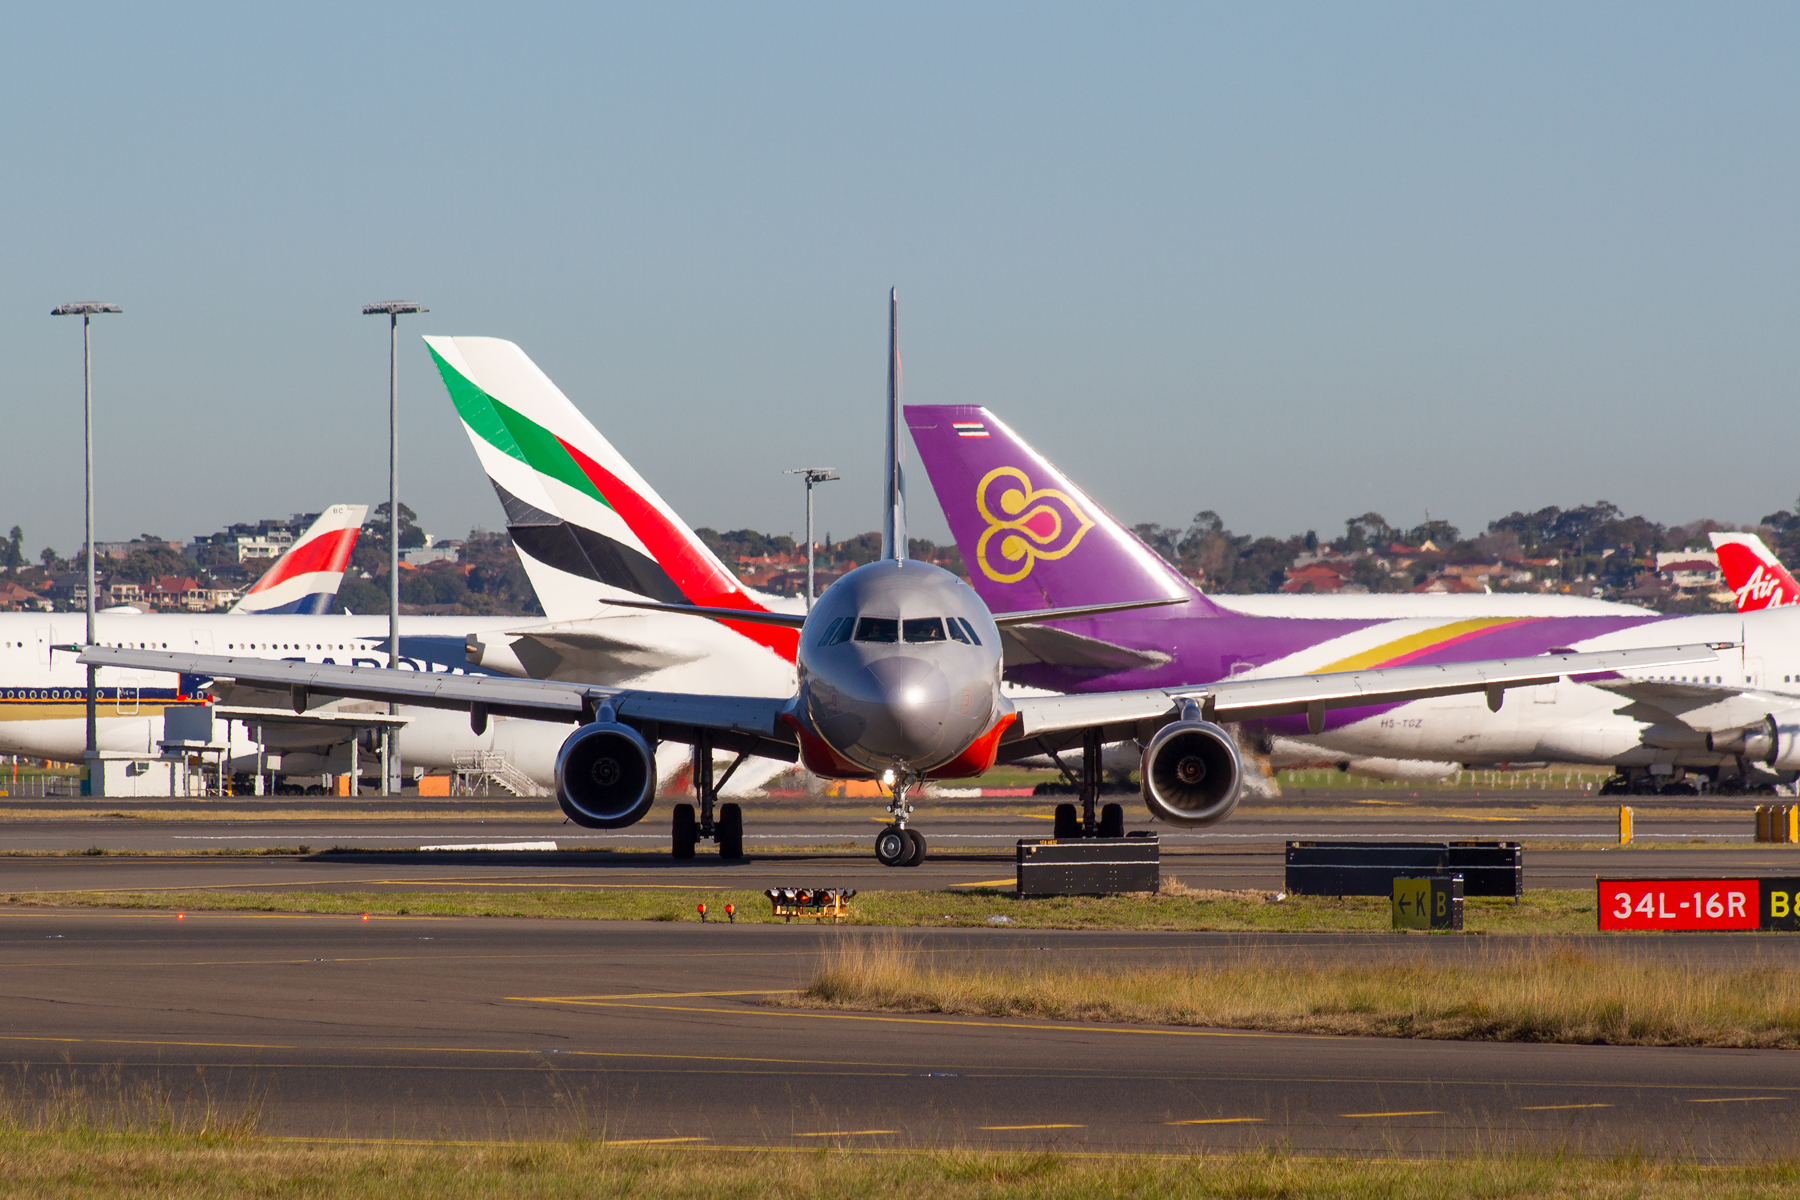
[905, 404, 1800, 795]
[84, 293, 1710, 861]
[1712, 532, 1800, 612]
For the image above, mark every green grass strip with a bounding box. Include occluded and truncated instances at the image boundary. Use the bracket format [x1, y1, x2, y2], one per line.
[0, 887, 1602, 932]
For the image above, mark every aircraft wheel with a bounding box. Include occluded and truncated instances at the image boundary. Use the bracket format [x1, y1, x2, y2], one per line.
[672, 804, 697, 860]
[1052, 802, 1080, 840]
[874, 825, 910, 866]
[901, 828, 927, 866]
[717, 802, 744, 860]
[1098, 803, 1124, 839]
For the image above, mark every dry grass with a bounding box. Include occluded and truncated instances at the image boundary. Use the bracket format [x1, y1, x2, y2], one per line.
[797, 937, 1800, 1048]
[0, 1136, 1795, 1198]
[0, 1065, 1795, 1194]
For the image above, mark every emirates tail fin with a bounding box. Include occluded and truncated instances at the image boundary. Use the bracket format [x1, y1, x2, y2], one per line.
[426, 335, 798, 663]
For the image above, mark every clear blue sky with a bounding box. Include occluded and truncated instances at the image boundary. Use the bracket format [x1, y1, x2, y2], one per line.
[4, 3, 1796, 556]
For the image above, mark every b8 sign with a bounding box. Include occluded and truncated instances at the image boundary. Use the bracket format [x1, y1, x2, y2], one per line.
[1598, 879, 1758, 931]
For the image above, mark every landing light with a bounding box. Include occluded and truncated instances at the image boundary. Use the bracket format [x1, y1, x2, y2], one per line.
[881, 768, 896, 786]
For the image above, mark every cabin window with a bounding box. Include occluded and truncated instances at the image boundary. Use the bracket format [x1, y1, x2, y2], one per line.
[947, 619, 970, 644]
[904, 618, 946, 643]
[853, 617, 899, 644]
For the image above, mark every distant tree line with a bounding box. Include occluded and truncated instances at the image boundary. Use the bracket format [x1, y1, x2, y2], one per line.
[1131, 500, 1766, 597]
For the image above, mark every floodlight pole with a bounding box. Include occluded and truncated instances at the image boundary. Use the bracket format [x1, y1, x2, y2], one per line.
[52, 303, 121, 795]
[784, 468, 839, 610]
[363, 302, 427, 795]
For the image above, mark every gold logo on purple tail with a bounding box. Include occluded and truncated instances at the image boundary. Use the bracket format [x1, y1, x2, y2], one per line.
[975, 466, 1097, 584]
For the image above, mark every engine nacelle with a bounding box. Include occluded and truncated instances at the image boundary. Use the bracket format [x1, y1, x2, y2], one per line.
[1140, 718, 1243, 826]
[1708, 711, 1800, 770]
[554, 720, 656, 828]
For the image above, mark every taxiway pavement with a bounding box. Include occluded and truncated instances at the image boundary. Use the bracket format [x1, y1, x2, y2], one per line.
[2, 910, 1795, 1155]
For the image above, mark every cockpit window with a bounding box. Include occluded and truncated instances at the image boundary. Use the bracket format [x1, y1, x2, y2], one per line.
[853, 617, 899, 643]
[946, 618, 970, 644]
[957, 617, 983, 645]
[817, 616, 854, 647]
[903, 617, 946, 643]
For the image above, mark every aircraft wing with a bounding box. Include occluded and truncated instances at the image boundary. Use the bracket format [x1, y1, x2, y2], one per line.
[1001, 643, 1724, 754]
[85, 648, 594, 721]
[500, 621, 706, 683]
[78, 647, 799, 761]
[1586, 678, 1796, 734]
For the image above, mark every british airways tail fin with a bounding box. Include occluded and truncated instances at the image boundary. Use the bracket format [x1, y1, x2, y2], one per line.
[425, 335, 798, 663]
[1710, 532, 1800, 611]
[906, 404, 1211, 617]
[230, 504, 368, 615]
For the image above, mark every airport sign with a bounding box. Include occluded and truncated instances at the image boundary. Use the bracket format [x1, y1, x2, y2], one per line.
[1597, 878, 1800, 931]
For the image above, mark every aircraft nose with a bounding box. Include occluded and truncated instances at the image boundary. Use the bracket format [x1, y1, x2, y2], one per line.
[860, 655, 952, 756]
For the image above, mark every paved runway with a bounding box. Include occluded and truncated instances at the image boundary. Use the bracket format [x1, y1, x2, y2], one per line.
[1, 788, 1790, 897]
[1, 910, 1793, 1155]
[4, 842, 1800, 897]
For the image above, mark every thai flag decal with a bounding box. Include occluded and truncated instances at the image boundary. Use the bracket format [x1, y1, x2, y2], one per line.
[953, 421, 989, 438]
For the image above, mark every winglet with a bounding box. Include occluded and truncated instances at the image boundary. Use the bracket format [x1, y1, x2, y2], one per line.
[881, 288, 906, 563]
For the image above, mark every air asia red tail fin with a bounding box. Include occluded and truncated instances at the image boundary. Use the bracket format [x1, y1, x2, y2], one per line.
[1711, 532, 1800, 611]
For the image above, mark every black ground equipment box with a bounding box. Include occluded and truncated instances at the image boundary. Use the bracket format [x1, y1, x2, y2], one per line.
[1286, 841, 1521, 898]
[1017, 837, 1159, 898]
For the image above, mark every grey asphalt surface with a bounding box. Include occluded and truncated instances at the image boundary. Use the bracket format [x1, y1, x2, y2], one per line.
[4, 789, 1798, 1156]
[0, 788, 1765, 855]
[0, 787, 1791, 894]
[4, 843, 1800, 897]
[4, 910, 1798, 1155]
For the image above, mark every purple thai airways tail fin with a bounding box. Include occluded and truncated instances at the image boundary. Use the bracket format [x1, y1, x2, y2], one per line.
[906, 405, 1215, 617]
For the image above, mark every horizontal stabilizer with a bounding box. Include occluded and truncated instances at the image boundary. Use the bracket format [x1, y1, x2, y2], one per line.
[601, 597, 808, 628]
[999, 623, 1172, 672]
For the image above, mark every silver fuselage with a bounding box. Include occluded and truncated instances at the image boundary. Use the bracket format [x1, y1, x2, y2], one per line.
[796, 560, 1006, 775]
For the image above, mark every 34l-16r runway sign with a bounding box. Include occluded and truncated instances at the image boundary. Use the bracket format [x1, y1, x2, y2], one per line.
[1597, 878, 1800, 931]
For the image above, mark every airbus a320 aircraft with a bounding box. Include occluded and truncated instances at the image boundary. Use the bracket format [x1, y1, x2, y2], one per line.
[83, 293, 1715, 864]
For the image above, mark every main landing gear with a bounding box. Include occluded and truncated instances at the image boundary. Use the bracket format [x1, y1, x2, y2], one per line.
[1050, 728, 1125, 840]
[671, 732, 747, 861]
[874, 773, 927, 867]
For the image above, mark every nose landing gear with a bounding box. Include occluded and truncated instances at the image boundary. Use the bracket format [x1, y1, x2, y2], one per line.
[874, 771, 927, 866]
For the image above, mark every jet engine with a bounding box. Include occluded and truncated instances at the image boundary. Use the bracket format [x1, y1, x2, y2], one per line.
[1140, 715, 1243, 826]
[554, 716, 656, 828]
[1707, 712, 1800, 770]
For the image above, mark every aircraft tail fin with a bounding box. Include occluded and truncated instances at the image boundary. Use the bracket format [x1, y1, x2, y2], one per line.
[1710, 531, 1800, 611]
[905, 404, 1212, 617]
[425, 335, 798, 662]
[230, 503, 368, 615]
